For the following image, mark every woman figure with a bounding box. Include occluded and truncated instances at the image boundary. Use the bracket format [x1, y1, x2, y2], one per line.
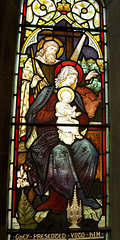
[25, 63, 100, 213]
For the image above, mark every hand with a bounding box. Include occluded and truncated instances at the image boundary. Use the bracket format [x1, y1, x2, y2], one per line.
[76, 112, 81, 116]
[72, 106, 77, 111]
[66, 116, 71, 121]
[31, 75, 41, 88]
[85, 70, 99, 81]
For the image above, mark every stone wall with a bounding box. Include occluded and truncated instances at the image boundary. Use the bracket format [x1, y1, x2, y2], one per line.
[0, 0, 120, 239]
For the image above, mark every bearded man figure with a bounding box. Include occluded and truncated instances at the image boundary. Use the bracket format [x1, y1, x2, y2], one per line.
[19, 40, 61, 139]
[19, 39, 98, 139]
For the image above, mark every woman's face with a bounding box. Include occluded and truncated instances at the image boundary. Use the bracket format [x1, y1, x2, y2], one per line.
[61, 74, 78, 88]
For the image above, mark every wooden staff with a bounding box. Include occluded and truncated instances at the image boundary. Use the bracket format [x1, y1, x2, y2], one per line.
[31, 47, 37, 74]
[31, 47, 40, 94]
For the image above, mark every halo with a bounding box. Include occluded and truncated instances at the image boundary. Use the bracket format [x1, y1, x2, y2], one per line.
[37, 36, 64, 58]
[58, 87, 75, 102]
[55, 60, 83, 84]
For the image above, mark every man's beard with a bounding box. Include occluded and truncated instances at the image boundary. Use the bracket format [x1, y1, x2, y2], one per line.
[44, 51, 56, 65]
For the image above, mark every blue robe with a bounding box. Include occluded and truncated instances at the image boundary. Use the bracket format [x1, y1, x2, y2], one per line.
[25, 86, 98, 200]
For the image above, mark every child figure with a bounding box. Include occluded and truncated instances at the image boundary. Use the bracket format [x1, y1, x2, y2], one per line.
[55, 87, 83, 145]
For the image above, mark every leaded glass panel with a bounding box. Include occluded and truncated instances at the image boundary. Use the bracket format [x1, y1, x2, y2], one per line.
[7, 0, 110, 239]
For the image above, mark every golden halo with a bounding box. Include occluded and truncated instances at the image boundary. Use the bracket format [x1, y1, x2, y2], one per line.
[58, 87, 75, 102]
[37, 36, 64, 58]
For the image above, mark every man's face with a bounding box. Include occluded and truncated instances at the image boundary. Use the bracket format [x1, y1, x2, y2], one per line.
[47, 46, 58, 54]
[44, 45, 58, 65]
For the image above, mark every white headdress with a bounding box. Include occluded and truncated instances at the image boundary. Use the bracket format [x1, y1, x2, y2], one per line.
[55, 66, 78, 88]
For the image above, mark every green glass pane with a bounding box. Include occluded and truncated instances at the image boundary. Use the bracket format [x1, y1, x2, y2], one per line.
[12, 96, 17, 117]
[7, 235, 11, 240]
[106, 176, 110, 204]
[105, 83, 108, 103]
[106, 105, 109, 124]
[8, 211, 11, 229]
[9, 164, 13, 189]
[20, 0, 24, 13]
[106, 128, 109, 152]
[19, 14, 23, 24]
[106, 204, 110, 228]
[14, 54, 20, 74]
[8, 190, 12, 209]
[12, 118, 16, 123]
[104, 45, 107, 62]
[13, 75, 18, 95]
[103, 25, 107, 31]
[105, 63, 108, 82]
[100, 0, 105, 7]
[105, 232, 109, 240]
[106, 153, 109, 175]
[11, 125, 15, 140]
[10, 141, 14, 164]
[19, 26, 22, 32]
[103, 8, 106, 26]
[17, 33, 21, 53]
[104, 32, 107, 44]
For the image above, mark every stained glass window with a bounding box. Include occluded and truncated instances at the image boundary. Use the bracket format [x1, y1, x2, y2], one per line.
[7, 0, 110, 239]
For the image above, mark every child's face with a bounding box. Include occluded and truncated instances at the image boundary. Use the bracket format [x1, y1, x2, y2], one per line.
[61, 91, 72, 103]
